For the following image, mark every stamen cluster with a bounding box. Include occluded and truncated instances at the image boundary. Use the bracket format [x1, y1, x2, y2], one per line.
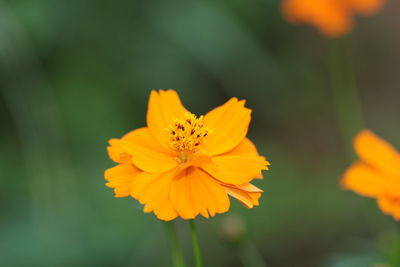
[168, 112, 211, 154]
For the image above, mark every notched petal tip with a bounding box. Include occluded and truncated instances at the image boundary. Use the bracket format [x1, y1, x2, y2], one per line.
[104, 164, 141, 198]
[223, 183, 263, 209]
[131, 171, 179, 221]
[169, 168, 230, 220]
[262, 159, 270, 170]
[104, 182, 113, 188]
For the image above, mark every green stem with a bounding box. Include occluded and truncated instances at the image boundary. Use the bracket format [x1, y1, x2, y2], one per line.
[328, 36, 379, 241]
[166, 221, 186, 267]
[328, 37, 364, 160]
[189, 220, 203, 267]
[388, 224, 400, 266]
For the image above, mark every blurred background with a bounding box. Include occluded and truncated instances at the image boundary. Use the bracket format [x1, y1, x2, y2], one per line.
[1, 0, 399, 266]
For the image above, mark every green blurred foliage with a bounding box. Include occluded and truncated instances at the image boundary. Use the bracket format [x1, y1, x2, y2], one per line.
[0, 0, 399, 266]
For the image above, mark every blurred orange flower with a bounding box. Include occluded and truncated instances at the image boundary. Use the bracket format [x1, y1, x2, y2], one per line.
[104, 90, 269, 221]
[282, 0, 385, 37]
[342, 130, 400, 220]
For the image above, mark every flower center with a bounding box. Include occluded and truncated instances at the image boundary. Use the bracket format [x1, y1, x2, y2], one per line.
[168, 112, 211, 162]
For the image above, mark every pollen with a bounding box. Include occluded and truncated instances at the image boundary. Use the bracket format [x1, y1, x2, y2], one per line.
[168, 112, 211, 156]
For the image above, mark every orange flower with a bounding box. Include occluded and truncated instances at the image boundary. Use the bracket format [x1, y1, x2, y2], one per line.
[342, 130, 400, 220]
[282, 0, 385, 37]
[347, 0, 385, 15]
[282, 0, 352, 37]
[104, 90, 269, 221]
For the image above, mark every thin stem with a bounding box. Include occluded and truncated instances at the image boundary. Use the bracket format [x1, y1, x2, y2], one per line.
[166, 221, 186, 267]
[189, 220, 203, 267]
[388, 224, 400, 266]
[328, 37, 364, 160]
[328, 37, 378, 238]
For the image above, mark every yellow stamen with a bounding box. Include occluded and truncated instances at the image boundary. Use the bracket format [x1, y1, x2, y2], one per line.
[168, 112, 211, 160]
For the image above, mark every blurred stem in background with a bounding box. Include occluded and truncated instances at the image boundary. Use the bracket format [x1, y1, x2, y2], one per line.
[189, 220, 203, 267]
[328, 37, 399, 266]
[387, 224, 400, 267]
[328, 37, 364, 160]
[220, 214, 266, 267]
[166, 222, 186, 267]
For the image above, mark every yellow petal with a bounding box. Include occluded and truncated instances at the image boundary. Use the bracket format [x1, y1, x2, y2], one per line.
[106, 127, 159, 164]
[348, 0, 385, 15]
[249, 192, 262, 206]
[282, 0, 353, 37]
[104, 164, 141, 197]
[201, 154, 269, 185]
[153, 201, 179, 221]
[107, 140, 132, 164]
[112, 127, 178, 173]
[204, 98, 251, 156]
[223, 138, 260, 156]
[146, 90, 188, 149]
[354, 130, 400, 177]
[131, 171, 178, 221]
[341, 162, 395, 198]
[234, 183, 264, 193]
[222, 138, 270, 179]
[169, 167, 230, 219]
[223, 183, 263, 208]
[377, 196, 400, 221]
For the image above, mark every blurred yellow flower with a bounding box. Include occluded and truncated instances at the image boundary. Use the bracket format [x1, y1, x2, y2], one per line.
[104, 90, 269, 221]
[342, 130, 400, 220]
[282, 0, 385, 37]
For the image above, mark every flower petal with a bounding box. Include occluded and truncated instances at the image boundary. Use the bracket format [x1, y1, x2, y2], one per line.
[354, 130, 400, 177]
[341, 162, 396, 198]
[236, 183, 264, 193]
[112, 127, 178, 173]
[107, 139, 133, 164]
[106, 127, 160, 164]
[223, 138, 259, 156]
[222, 183, 263, 208]
[104, 164, 141, 197]
[131, 170, 178, 221]
[169, 167, 230, 219]
[201, 154, 269, 185]
[282, 0, 353, 37]
[348, 0, 385, 15]
[222, 138, 270, 179]
[377, 196, 400, 221]
[146, 90, 188, 149]
[204, 98, 251, 156]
